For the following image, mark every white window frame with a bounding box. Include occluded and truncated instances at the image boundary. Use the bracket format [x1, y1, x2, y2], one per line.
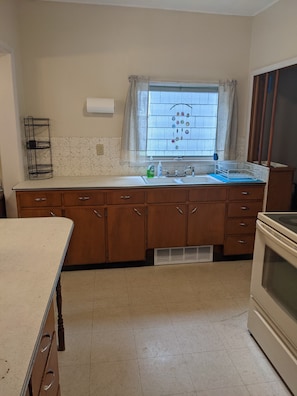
[147, 81, 219, 160]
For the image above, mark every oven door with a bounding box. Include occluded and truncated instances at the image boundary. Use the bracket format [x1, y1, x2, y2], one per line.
[250, 219, 297, 349]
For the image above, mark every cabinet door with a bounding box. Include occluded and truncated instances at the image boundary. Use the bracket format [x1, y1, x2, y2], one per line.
[64, 207, 106, 266]
[188, 202, 225, 246]
[147, 204, 187, 248]
[107, 205, 146, 262]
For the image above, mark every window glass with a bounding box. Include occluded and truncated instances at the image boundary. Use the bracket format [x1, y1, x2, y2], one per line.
[147, 83, 218, 158]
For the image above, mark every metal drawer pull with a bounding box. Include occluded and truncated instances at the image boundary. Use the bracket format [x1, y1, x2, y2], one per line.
[241, 206, 248, 210]
[120, 195, 131, 200]
[176, 206, 184, 215]
[133, 208, 142, 216]
[93, 209, 102, 218]
[43, 370, 55, 391]
[191, 207, 198, 214]
[78, 196, 90, 201]
[238, 240, 247, 244]
[34, 197, 47, 202]
[239, 222, 247, 227]
[50, 211, 56, 217]
[241, 191, 249, 195]
[40, 333, 52, 353]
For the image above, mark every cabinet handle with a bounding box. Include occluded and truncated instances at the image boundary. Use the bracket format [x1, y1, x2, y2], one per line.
[78, 196, 90, 201]
[93, 209, 102, 218]
[40, 333, 52, 353]
[133, 208, 142, 216]
[239, 222, 247, 227]
[238, 239, 247, 244]
[241, 206, 248, 210]
[241, 191, 249, 195]
[176, 206, 184, 215]
[34, 197, 47, 202]
[50, 211, 56, 217]
[191, 207, 198, 214]
[120, 195, 131, 200]
[43, 370, 56, 392]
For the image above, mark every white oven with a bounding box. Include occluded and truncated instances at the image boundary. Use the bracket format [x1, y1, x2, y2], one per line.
[248, 212, 297, 395]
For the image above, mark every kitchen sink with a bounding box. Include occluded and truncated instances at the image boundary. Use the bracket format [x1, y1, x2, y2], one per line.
[142, 175, 223, 185]
[180, 175, 222, 184]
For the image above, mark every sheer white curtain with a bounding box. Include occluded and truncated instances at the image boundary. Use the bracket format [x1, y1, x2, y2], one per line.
[120, 75, 149, 164]
[121, 77, 238, 163]
[215, 80, 238, 160]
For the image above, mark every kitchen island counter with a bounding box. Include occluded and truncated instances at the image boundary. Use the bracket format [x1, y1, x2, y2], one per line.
[0, 217, 73, 396]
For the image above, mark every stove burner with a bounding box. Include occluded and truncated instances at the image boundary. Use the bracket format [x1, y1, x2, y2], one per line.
[279, 216, 297, 226]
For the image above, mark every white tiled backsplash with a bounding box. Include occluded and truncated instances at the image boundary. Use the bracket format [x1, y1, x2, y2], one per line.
[51, 137, 144, 176]
[51, 136, 268, 181]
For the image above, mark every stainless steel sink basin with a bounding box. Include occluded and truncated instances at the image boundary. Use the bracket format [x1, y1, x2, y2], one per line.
[142, 175, 223, 185]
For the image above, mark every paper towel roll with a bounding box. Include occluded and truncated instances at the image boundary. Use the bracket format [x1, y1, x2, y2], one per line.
[86, 98, 114, 114]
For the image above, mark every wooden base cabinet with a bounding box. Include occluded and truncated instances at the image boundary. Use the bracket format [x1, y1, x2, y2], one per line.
[188, 202, 225, 246]
[188, 187, 227, 246]
[224, 185, 264, 255]
[146, 188, 188, 249]
[16, 191, 62, 218]
[147, 203, 187, 248]
[29, 301, 60, 396]
[16, 182, 265, 265]
[63, 206, 106, 265]
[107, 205, 146, 262]
[106, 189, 146, 262]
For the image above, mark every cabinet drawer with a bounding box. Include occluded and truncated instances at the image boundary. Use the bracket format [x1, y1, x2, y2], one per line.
[225, 218, 256, 235]
[31, 303, 55, 396]
[228, 185, 265, 201]
[146, 188, 187, 203]
[39, 336, 60, 396]
[227, 201, 263, 218]
[17, 191, 62, 208]
[224, 235, 255, 255]
[189, 187, 227, 202]
[63, 190, 105, 206]
[19, 208, 63, 218]
[106, 189, 145, 204]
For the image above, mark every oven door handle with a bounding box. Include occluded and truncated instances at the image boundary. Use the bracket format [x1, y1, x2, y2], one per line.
[257, 220, 297, 255]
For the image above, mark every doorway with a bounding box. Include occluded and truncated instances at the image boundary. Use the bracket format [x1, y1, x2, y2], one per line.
[0, 48, 24, 217]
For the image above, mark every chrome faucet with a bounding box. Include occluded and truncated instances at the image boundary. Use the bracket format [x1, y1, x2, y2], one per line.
[184, 166, 195, 176]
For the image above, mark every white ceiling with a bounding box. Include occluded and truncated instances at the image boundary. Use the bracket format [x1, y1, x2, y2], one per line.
[40, 0, 279, 16]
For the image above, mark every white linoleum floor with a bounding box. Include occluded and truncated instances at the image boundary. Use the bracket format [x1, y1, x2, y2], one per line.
[58, 260, 292, 396]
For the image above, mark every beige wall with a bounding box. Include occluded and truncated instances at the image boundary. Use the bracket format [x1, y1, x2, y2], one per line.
[18, 1, 252, 150]
[250, 0, 297, 71]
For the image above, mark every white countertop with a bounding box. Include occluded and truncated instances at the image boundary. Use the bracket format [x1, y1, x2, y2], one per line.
[13, 176, 147, 190]
[12, 175, 265, 191]
[0, 217, 73, 396]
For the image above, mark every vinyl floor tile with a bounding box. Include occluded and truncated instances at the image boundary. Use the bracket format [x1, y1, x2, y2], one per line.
[58, 261, 291, 396]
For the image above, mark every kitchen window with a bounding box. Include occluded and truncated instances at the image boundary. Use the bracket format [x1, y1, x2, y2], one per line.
[147, 83, 218, 158]
[120, 76, 238, 164]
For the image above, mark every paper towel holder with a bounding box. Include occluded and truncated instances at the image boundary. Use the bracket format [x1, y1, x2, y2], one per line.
[86, 97, 114, 114]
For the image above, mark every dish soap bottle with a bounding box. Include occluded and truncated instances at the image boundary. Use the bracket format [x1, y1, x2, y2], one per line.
[157, 161, 162, 177]
[147, 158, 155, 178]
